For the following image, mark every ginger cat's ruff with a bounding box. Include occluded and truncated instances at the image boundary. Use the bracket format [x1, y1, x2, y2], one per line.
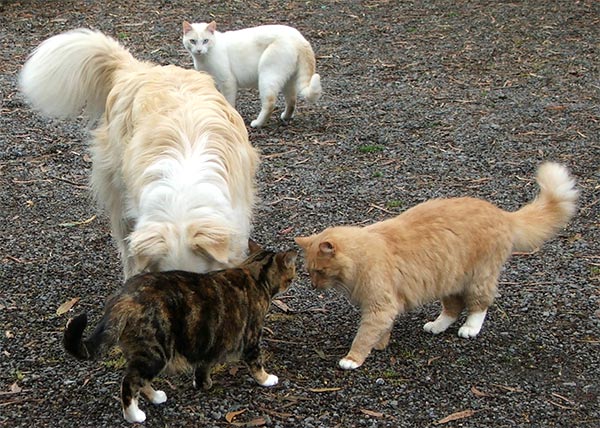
[295, 163, 578, 370]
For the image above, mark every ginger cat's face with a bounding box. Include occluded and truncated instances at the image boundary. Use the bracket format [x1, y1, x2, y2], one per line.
[295, 235, 352, 291]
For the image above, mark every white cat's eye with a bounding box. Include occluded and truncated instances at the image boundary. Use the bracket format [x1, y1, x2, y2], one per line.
[202, 39, 209, 44]
[189, 39, 197, 45]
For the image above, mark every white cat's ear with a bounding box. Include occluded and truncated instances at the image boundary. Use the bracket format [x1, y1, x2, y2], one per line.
[182, 21, 193, 34]
[207, 21, 217, 33]
[318, 241, 336, 257]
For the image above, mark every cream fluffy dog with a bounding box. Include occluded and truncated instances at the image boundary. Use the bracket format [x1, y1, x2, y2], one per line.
[20, 29, 259, 279]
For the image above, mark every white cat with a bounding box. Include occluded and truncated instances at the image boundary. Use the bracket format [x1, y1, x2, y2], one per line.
[182, 21, 322, 128]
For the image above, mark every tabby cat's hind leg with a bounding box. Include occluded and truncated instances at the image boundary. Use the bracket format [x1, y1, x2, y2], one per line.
[141, 383, 167, 405]
[243, 344, 278, 387]
[121, 357, 166, 423]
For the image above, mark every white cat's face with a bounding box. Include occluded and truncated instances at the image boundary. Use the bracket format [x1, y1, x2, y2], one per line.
[183, 22, 215, 56]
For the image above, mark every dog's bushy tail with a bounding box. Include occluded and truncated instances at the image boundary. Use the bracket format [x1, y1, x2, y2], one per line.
[63, 313, 120, 360]
[509, 162, 578, 252]
[19, 29, 136, 121]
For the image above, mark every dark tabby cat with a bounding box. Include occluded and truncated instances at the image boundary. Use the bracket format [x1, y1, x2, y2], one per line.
[63, 248, 297, 423]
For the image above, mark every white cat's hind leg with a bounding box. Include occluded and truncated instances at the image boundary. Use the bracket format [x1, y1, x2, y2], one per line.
[280, 82, 297, 122]
[251, 84, 278, 128]
[458, 309, 488, 338]
[423, 312, 457, 335]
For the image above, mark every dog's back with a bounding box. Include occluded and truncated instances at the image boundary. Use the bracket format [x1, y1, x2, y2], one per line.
[20, 29, 259, 279]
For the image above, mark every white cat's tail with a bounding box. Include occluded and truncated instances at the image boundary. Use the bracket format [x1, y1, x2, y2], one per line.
[19, 29, 136, 121]
[509, 162, 578, 252]
[296, 44, 322, 103]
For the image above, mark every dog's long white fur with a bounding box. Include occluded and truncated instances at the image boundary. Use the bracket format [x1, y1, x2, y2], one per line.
[20, 29, 259, 279]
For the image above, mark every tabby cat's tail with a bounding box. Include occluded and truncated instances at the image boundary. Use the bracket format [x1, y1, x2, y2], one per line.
[509, 162, 578, 252]
[19, 28, 136, 122]
[63, 313, 119, 360]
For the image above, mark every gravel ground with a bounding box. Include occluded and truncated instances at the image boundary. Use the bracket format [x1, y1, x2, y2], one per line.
[1, 1, 599, 427]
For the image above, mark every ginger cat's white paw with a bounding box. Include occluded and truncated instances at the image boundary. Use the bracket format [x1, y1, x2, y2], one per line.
[149, 389, 167, 405]
[339, 358, 360, 370]
[423, 321, 445, 334]
[458, 310, 487, 338]
[458, 325, 481, 338]
[259, 374, 279, 387]
[423, 312, 456, 335]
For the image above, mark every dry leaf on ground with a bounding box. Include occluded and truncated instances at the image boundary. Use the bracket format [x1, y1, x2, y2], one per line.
[436, 409, 477, 424]
[56, 297, 80, 316]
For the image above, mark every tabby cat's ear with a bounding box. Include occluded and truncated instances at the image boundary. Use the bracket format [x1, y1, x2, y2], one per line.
[188, 221, 231, 265]
[294, 236, 311, 249]
[183, 21, 193, 34]
[248, 238, 263, 255]
[207, 21, 217, 33]
[282, 250, 298, 269]
[318, 241, 336, 257]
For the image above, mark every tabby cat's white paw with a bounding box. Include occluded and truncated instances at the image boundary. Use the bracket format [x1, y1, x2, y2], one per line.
[149, 389, 167, 405]
[123, 405, 146, 424]
[260, 374, 279, 387]
[339, 358, 360, 370]
[250, 119, 263, 128]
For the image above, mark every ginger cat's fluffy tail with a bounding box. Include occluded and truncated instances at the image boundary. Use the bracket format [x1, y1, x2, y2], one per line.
[509, 162, 578, 252]
[19, 29, 135, 121]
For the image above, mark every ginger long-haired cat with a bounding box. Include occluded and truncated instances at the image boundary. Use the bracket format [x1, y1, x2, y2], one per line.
[20, 29, 259, 279]
[295, 163, 578, 370]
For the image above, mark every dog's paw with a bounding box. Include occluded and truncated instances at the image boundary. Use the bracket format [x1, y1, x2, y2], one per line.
[339, 358, 360, 370]
[259, 374, 278, 387]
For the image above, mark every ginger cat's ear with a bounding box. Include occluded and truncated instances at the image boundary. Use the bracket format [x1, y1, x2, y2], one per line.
[183, 21, 193, 34]
[207, 21, 217, 33]
[294, 236, 311, 249]
[318, 241, 336, 257]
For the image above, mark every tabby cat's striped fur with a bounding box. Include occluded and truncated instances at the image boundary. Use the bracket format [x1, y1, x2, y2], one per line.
[63, 247, 297, 423]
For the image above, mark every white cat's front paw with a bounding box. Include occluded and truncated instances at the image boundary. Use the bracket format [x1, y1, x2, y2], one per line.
[149, 389, 167, 405]
[339, 358, 360, 370]
[259, 374, 279, 387]
[458, 325, 481, 338]
[123, 405, 146, 424]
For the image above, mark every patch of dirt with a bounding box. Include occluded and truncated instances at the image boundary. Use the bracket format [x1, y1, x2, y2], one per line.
[1, 1, 598, 427]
